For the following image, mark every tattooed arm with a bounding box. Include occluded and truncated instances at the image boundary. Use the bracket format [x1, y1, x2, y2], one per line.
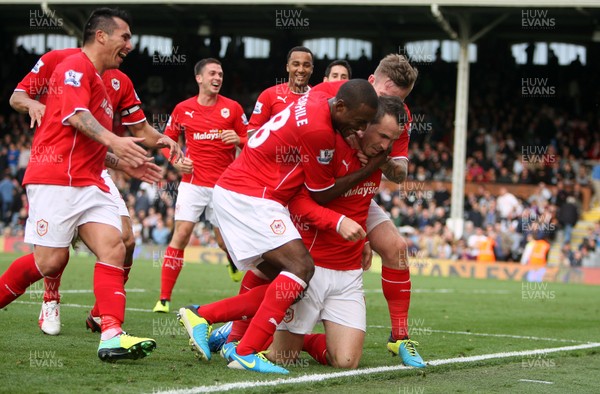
[67, 111, 148, 167]
[380, 157, 408, 184]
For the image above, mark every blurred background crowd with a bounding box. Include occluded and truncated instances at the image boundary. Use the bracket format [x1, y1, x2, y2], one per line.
[1, 41, 599, 267]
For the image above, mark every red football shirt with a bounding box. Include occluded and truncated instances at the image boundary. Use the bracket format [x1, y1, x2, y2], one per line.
[288, 132, 382, 270]
[15, 48, 146, 127]
[312, 80, 411, 160]
[164, 95, 248, 187]
[247, 83, 310, 131]
[218, 91, 341, 205]
[15, 48, 81, 105]
[23, 52, 114, 192]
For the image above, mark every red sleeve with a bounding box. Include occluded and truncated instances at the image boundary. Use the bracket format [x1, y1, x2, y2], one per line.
[15, 52, 56, 97]
[310, 80, 345, 98]
[233, 103, 249, 147]
[117, 75, 145, 125]
[301, 128, 336, 192]
[161, 106, 183, 158]
[390, 103, 411, 159]
[247, 89, 272, 131]
[57, 61, 93, 125]
[288, 188, 344, 232]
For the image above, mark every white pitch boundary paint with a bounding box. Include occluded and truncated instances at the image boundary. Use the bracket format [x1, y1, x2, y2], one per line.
[364, 288, 512, 294]
[13, 300, 151, 313]
[26, 289, 147, 294]
[151, 342, 600, 394]
[366, 326, 589, 344]
[11, 301, 592, 344]
[519, 379, 554, 384]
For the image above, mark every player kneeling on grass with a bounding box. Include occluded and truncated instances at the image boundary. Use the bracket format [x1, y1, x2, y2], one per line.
[267, 96, 406, 369]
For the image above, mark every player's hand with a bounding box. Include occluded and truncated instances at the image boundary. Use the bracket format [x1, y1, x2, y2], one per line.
[337, 217, 366, 242]
[122, 160, 163, 184]
[110, 136, 149, 168]
[361, 242, 373, 270]
[356, 151, 369, 167]
[174, 157, 193, 174]
[28, 101, 46, 128]
[221, 129, 240, 145]
[345, 134, 360, 150]
[365, 149, 391, 173]
[155, 136, 184, 164]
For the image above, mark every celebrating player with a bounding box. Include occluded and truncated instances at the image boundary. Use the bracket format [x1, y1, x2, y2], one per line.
[177, 80, 386, 374]
[323, 59, 352, 82]
[311, 54, 425, 367]
[152, 58, 248, 313]
[269, 96, 405, 369]
[10, 44, 182, 336]
[247, 46, 314, 134]
[0, 8, 160, 361]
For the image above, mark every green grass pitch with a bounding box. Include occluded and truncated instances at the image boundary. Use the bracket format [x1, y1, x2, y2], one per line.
[0, 252, 598, 393]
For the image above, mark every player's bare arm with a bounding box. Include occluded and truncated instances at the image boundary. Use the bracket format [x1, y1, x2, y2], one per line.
[380, 157, 408, 184]
[68, 111, 148, 167]
[310, 150, 389, 205]
[127, 120, 183, 163]
[9, 91, 46, 128]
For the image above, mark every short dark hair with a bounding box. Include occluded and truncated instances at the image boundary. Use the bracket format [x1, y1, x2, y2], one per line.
[373, 96, 406, 127]
[194, 58, 221, 75]
[286, 46, 313, 63]
[335, 79, 378, 111]
[83, 8, 132, 45]
[324, 60, 352, 79]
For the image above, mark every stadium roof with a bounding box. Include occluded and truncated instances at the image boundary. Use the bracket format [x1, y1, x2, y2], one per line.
[1, 2, 599, 44]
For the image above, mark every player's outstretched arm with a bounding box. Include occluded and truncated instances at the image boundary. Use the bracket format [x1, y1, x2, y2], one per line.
[68, 111, 148, 167]
[380, 157, 408, 184]
[104, 152, 162, 184]
[127, 120, 183, 163]
[9, 91, 45, 128]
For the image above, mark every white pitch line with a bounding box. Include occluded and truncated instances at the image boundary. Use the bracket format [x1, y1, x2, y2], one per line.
[364, 289, 511, 294]
[519, 379, 554, 384]
[365, 326, 588, 344]
[13, 300, 152, 313]
[151, 342, 600, 394]
[26, 289, 147, 294]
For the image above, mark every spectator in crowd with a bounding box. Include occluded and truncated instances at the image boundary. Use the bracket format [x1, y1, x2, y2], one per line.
[558, 196, 579, 244]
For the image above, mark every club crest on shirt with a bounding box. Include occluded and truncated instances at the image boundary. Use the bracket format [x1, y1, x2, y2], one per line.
[253, 101, 263, 114]
[36, 219, 48, 236]
[283, 308, 294, 323]
[317, 149, 334, 164]
[111, 78, 120, 91]
[32, 59, 44, 74]
[221, 108, 230, 119]
[270, 219, 286, 235]
[64, 70, 83, 87]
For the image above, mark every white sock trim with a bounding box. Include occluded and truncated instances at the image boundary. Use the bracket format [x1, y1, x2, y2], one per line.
[280, 271, 308, 289]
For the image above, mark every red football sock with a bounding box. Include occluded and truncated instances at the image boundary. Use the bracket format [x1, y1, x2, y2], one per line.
[303, 333, 328, 365]
[44, 264, 65, 303]
[159, 246, 184, 300]
[0, 253, 43, 308]
[228, 271, 272, 342]
[91, 263, 132, 317]
[94, 262, 125, 335]
[198, 284, 268, 323]
[382, 266, 411, 340]
[236, 272, 306, 356]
